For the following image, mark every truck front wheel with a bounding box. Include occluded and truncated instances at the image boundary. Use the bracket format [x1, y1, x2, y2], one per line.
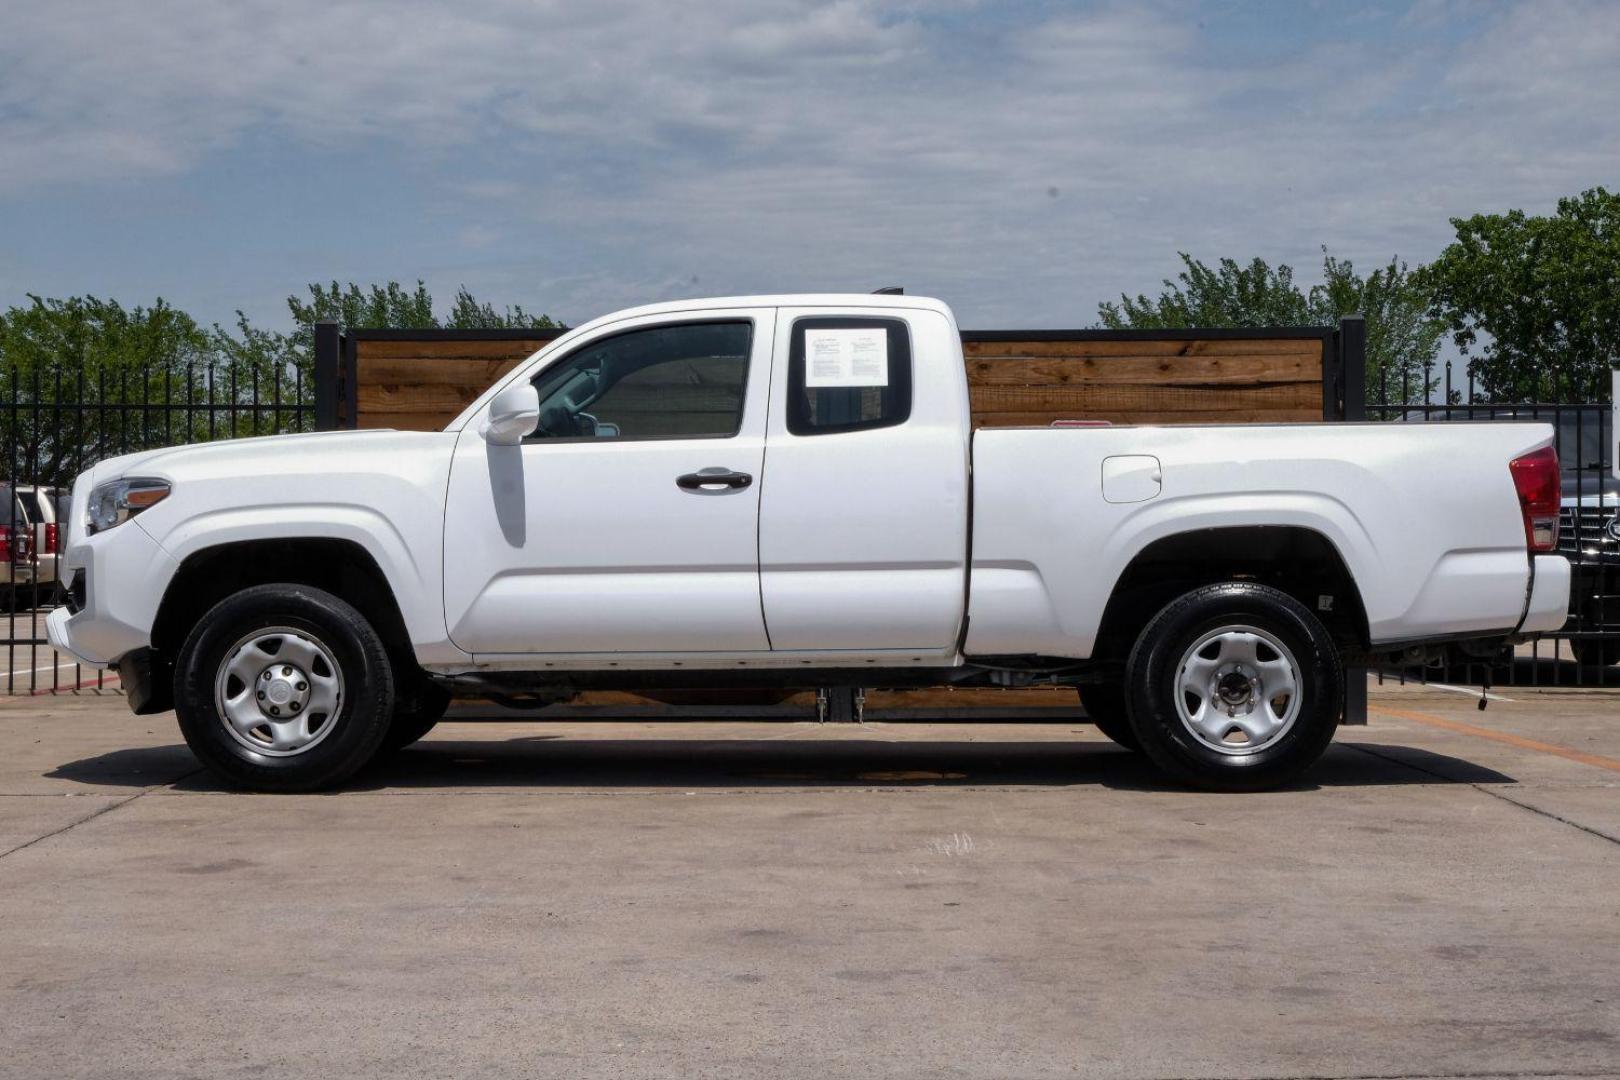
[1125, 582, 1342, 791]
[173, 584, 395, 792]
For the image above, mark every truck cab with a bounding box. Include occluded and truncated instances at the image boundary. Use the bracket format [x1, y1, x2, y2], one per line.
[441, 296, 971, 666]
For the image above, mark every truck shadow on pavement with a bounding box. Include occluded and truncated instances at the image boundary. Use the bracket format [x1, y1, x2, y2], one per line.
[46, 734, 1516, 793]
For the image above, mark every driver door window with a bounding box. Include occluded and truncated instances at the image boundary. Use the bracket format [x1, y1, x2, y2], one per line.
[528, 321, 751, 441]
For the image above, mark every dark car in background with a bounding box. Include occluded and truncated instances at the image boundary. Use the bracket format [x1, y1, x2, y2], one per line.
[1552, 411, 1619, 665]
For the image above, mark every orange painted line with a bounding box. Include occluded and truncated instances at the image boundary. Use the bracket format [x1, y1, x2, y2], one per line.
[1370, 705, 1620, 775]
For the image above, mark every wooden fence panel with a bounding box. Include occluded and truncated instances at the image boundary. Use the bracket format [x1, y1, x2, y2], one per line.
[352, 338, 554, 430]
[959, 335, 1325, 425]
[344, 329, 1331, 430]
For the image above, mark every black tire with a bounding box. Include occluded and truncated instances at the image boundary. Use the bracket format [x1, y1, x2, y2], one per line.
[380, 679, 452, 754]
[174, 584, 395, 792]
[1077, 683, 1140, 751]
[1125, 582, 1342, 792]
[1571, 638, 1620, 667]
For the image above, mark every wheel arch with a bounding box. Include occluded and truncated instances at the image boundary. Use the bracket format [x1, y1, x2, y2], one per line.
[151, 537, 416, 667]
[1093, 525, 1370, 662]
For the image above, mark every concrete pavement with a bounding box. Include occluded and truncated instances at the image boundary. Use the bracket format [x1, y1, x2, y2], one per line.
[2, 683, 1618, 1079]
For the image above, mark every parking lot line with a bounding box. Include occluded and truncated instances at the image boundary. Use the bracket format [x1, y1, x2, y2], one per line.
[4, 659, 85, 680]
[1414, 679, 1515, 702]
[1371, 704, 1620, 775]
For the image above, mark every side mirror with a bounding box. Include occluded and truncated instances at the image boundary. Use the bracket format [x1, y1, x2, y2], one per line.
[482, 384, 540, 445]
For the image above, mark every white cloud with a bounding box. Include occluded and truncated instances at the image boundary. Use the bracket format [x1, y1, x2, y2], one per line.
[2, 0, 1619, 324]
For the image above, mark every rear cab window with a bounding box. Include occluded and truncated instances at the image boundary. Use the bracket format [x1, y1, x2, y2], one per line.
[787, 317, 912, 435]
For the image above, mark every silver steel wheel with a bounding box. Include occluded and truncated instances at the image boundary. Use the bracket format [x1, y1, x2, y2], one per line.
[214, 626, 345, 757]
[1174, 623, 1302, 756]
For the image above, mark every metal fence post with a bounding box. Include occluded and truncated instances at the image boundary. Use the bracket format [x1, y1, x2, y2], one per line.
[1337, 315, 1369, 723]
[314, 321, 340, 431]
[1339, 315, 1366, 422]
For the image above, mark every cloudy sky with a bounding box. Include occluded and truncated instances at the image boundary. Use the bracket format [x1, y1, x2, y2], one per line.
[2, 0, 1617, 330]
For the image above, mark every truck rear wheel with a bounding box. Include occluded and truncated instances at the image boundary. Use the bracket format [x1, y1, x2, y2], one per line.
[1077, 683, 1140, 751]
[1571, 638, 1620, 667]
[173, 584, 395, 792]
[1125, 582, 1342, 791]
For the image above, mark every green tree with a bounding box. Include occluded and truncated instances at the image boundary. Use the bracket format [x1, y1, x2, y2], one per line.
[0, 295, 219, 483]
[1314, 252, 1446, 402]
[208, 312, 310, 435]
[444, 286, 557, 330]
[1099, 250, 1443, 403]
[285, 280, 557, 344]
[270, 280, 559, 393]
[0, 282, 560, 485]
[1098, 254, 1311, 329]
[285, 280, 439, 342]
[1418, 187, 1620, 402]
[228, 280, 562, 427]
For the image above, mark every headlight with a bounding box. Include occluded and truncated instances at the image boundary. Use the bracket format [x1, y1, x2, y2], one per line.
[86, 478, 170, 535]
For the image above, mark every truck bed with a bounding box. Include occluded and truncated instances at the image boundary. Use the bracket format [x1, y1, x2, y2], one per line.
[965, 421, 1569, 658]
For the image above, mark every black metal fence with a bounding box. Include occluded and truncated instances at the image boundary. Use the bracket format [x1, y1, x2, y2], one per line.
[1367, 362, 1618, 688]
[2, 362, 315, 694]
[3, 342, 1612, 695]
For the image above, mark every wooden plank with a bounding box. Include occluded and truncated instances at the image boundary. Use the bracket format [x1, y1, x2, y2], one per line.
[356, 339, 553, 360]
[963, 354, 1317, 388]
[356, 381, 500, 411]
[358, 357, 523, 387]
[357, 411, 458, 430]
[962, 338, 1325, 359]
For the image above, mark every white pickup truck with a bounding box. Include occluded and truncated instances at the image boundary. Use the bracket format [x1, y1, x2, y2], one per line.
[49, 294, 1571, 792]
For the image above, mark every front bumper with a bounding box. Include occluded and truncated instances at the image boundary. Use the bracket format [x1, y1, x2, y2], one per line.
[1521, 554, 1573, 635]
[44, 606, 97, 665]
[46, 522, 176, 667]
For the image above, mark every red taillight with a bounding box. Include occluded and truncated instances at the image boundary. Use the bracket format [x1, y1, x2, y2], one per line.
[1509, 446, 1561, 552]
[44, 523, 58, 554]
[0, 526, 11, 564]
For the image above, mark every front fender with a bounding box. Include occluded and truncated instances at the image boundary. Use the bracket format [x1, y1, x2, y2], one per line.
[141, 504, 452, 659]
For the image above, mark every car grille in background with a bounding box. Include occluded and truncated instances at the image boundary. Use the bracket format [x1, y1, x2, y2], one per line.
[1558, 506, 1620, 561]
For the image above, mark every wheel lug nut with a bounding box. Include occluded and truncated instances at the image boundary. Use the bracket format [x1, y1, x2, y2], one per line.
[289, 702, 301, 712]
[282, 666, 292, 676]
[296, 682, 306, 691]
[269, 706, 280, 715]
[256, 691, 265, 700]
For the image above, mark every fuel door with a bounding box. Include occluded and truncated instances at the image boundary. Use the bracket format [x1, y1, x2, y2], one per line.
[1102, 454, 1162, 504]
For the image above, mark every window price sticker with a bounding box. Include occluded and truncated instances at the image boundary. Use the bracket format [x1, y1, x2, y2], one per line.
[805, 328, 889, 388]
